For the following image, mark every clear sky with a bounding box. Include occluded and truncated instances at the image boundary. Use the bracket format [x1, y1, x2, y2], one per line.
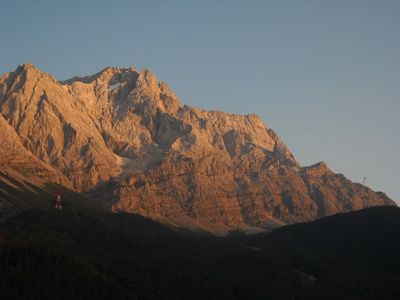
[1, 0, 399, 204]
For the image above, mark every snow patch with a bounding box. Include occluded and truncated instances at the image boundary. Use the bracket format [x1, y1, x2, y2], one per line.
[114, 151, 163, 175]
[114, 154, 133, 167]
[108, 82, 121, 91]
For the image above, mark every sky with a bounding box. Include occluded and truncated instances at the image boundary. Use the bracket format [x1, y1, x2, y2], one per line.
[1, 0, 399, 205]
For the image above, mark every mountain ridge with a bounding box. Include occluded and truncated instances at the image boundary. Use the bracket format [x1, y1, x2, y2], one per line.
[0, 64, 395, 233]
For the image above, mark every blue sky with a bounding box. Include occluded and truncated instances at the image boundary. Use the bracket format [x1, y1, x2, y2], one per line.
[1, 0, 399, 204]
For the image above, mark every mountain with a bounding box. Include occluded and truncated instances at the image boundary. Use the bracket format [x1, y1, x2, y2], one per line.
[0, 208, 298, 299]
[0, 64, 395, 233]
[245, 206, 400, 299]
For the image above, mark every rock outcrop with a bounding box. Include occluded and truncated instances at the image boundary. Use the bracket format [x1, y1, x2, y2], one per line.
[0, 64, 396, 233]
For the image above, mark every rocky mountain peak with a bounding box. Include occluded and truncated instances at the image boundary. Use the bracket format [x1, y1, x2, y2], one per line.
[60, 66, 139, 86]
[17, 63, 59, 84]
[0, 64, 396, 234]
[136, 69, 158, 89]
[14, 63, 35, 74]
[16, 63, 42, 75]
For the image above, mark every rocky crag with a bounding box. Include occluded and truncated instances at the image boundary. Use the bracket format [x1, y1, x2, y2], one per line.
[0, 64, 395, 233]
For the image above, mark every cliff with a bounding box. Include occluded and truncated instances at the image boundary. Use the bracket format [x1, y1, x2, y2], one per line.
[0, 64, 395, 232]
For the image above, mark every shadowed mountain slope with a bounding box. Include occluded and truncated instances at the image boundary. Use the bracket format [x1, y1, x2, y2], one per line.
[1, 205, 400, 299]
[244, 206, 400, 299]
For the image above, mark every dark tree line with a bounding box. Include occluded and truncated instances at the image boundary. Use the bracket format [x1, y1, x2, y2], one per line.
[1, 206, 400, 299]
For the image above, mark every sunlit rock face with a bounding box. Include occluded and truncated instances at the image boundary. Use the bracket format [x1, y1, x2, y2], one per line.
[0, 64, 395, 233]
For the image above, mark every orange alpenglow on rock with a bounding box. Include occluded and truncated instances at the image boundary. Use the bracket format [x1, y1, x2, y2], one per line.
[0, 64, 396, 234]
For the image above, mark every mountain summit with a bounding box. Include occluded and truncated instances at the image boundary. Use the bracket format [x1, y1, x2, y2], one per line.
[0, 64, 395, 233]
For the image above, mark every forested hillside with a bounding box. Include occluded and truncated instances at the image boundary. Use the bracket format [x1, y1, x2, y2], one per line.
[0, 209, 297, 299]
[1, 206, 400, 299]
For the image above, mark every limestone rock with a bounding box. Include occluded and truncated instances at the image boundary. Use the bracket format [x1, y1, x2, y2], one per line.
[0, 64, 396, 234]
[0, 64, 121, 191]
